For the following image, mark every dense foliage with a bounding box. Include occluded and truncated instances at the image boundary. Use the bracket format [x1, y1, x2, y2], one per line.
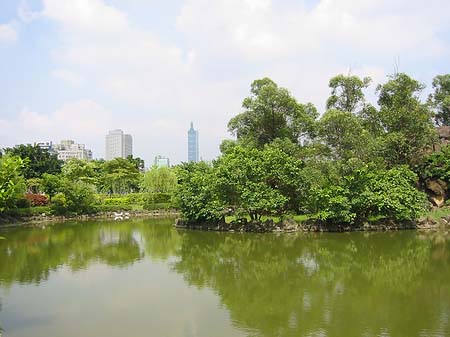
[0, 155, 26, 212]
[0, 154, 177, 216]
[2, 72, 450, 226]
[4, 144, 62, 179]
[178, 72, 449, 225]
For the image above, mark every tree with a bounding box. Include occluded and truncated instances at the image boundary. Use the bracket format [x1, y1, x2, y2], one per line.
[0, 155, 26, 212]
[228, 78, 318, 147]
[315, 165, 427, 225]
[326, 74, 372, 113]
[4, 144, 62, 179]
[215, 145, 303, 220]
[175, 162, 224, 223]
[51, 178, 98, 215]
[41, 174, 61, 201]
[318, 109, 373, 161]
[127, 155, 145, 172]
[428, 74, 450, 126]
[140, 166, 177, 193]
[61, 158, 99, 185]
[373, 73, 436, 166]
[98, 158, 141, 194]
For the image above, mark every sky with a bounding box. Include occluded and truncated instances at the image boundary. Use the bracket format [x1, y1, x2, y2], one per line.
[0, 0, 450, 166]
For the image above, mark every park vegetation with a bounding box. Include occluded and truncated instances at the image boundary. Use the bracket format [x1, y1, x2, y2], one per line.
[0, 145, 178, 217]
[1, 72, 450, 227]
[177, 73, 450, 227]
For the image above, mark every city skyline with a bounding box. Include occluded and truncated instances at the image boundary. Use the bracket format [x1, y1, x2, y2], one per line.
[1, 0, 450, 166]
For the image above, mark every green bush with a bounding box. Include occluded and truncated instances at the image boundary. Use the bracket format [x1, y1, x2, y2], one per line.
[50, 180, 99, 215]
[315, 165, 428, 225]
[50, 194, 68, 215]
[126, 193, 145, 203]
[16, 197, 31, 208]
[97, 204, 134, 212]
[143, 202, 173, 210]
[5, 206, 52, 217]
[103, 197, 131, 206]
[143, 193, 176, 210]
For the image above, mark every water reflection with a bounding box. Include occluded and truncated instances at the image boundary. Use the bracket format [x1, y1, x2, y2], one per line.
[0, 220, 449, 337]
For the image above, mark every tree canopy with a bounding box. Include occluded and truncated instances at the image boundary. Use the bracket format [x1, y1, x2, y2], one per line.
[4, 144, 62, 179]
[228, 78, 318, 148]
[429, 74, 450, 126]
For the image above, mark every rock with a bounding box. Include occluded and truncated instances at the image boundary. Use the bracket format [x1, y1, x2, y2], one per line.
[437, 126, 450, 139]
[425, 179, 448, 207]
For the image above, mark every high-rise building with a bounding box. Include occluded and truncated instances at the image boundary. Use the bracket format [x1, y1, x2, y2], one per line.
[188, 122, 199, 162]
[154, 155, 170, 168]
[105, 129, 133, 160]
[53, 139, 93, 161]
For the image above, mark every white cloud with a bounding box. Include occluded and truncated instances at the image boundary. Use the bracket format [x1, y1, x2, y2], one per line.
[0, 24, 17, 43]
[16, 0, 448, 163]
[51, 68, 84, 85]
[177, 0, 450, 61]
[18, 0, 41, 23]
[43, 0, 128, 36]
[1, 100, 112, 157]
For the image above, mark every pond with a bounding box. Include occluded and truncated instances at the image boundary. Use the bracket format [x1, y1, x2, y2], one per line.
[0, 218, 449, 337]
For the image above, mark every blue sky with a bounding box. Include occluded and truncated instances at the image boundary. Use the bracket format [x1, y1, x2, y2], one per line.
[0, 0, 449, 165]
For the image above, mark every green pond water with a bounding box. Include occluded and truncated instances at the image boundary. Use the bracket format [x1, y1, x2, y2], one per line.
[0, 218, 449, 337]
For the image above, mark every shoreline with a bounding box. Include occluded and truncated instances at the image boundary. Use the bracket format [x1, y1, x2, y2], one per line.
[0, 209, 180, 228]
[174, 216, 449, 233]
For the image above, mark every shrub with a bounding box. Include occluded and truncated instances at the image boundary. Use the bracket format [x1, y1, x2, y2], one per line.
[126, 193, 145, 203]
[16, 197, 31, 208]
[5, 206, 52, 217]
[25, 193, 49, 206]
[51, 180, 99, 215]
[97, 204, 134, 212]
[50, 193, 68, 215]
[103, 197, 131, 206]
[315, 165, 428, 225]
[143, 202, 173, 211]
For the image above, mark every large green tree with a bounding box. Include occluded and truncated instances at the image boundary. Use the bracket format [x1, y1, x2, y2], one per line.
[0, 155, 26, 212]
[175, 162, 224, 223]
[61, 158, 99, 185]
[373, 73, 436, 166]
[99, 158, 140, 194]
[141, 166, 177, 193]
[215, 145, 304, 219]
[428, 74, 450, 126]
[4, 144, 62, 179]
[318, 109, 373, 161]
[326, 74, 372, 113]
[228, 78, 318, 147]
[316, 165, 427, 225]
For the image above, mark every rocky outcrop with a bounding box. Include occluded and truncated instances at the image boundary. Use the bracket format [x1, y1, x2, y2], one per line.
[433, 126, 450, 152]
[425, 179, 448, 207]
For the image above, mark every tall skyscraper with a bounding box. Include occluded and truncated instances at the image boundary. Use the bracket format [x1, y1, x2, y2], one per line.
[105, 129, 133, 160]
[188, 122, 199, 162]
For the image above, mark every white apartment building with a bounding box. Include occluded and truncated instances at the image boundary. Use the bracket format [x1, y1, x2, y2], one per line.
[54, 140, 93, 161]
[105, 129, 133, 160]
[154, 155, 170, 168]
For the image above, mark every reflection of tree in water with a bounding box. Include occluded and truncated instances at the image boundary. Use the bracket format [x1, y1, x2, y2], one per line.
[173, 231, 450, 337]
[1, 221, 449, 337]
[0, 218, 177, 287]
